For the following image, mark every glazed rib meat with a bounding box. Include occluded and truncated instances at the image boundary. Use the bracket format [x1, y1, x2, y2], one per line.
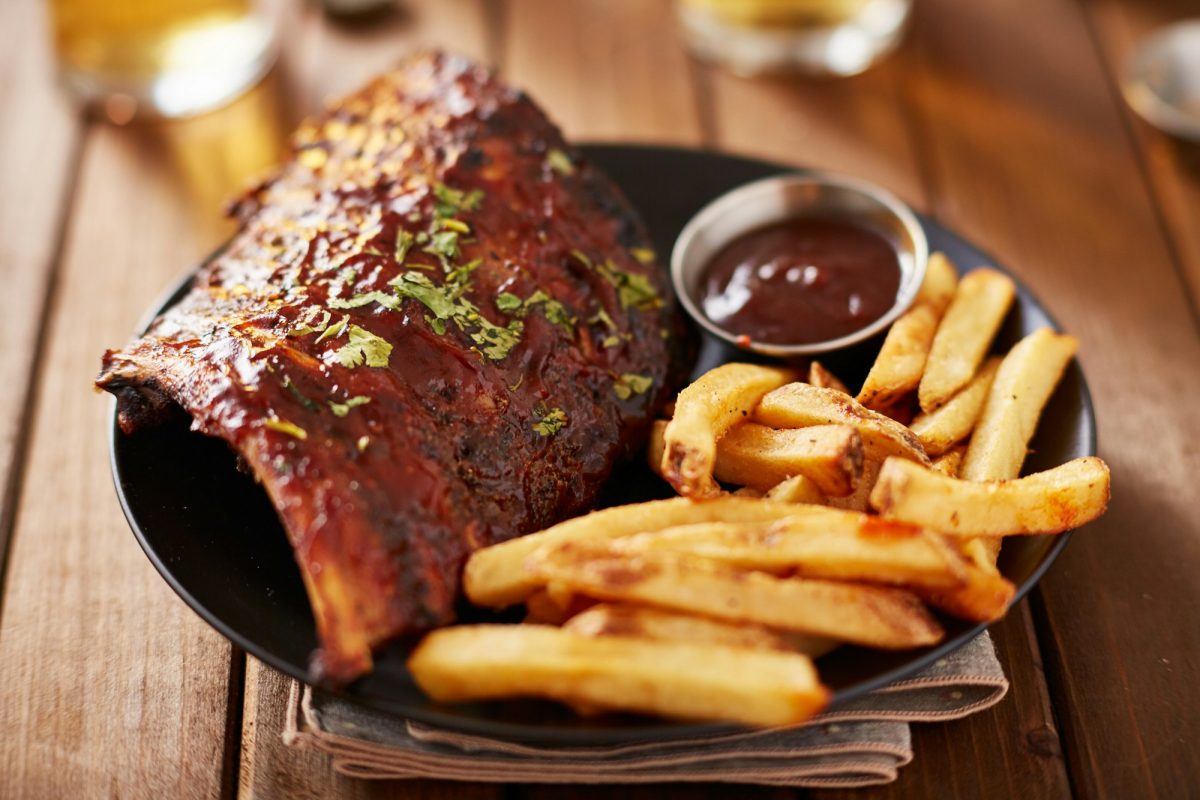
[97, 52, 685, 684]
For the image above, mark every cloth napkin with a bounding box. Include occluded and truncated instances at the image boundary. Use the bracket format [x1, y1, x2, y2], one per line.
[282, 632, 1007, 788]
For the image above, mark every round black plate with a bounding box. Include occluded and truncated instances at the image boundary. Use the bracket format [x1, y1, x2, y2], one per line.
[111, 145, 1095, 745]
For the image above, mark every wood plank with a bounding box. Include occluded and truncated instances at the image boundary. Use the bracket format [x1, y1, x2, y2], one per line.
[501, 0, 704, 144]
[900, 0, 1200, 796]
[701, 34, 1073, 800]
[239, 659, 501, 800]
[1082, 0, 1200, 313]
[0, 0, 83, 567]
[0, 120, 245, 798]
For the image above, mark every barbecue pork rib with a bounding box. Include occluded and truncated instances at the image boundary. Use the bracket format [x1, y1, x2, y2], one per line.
[97, 52, 686, 684]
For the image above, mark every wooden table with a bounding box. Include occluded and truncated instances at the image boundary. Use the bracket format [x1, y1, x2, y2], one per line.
[2, 0, 1197, 797]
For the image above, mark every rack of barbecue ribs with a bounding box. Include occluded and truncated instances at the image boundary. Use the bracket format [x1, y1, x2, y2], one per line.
[97, 51, 687, 684]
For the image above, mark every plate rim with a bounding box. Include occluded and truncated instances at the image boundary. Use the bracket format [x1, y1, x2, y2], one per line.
[109, 142, 1097, 744]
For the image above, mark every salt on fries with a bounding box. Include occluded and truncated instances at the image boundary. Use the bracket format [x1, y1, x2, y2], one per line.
[660, 363, 797, 498]
[414, 251, 1108, 729]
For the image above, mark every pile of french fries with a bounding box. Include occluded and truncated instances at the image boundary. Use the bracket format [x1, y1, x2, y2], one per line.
[408, 253, 1111, 728]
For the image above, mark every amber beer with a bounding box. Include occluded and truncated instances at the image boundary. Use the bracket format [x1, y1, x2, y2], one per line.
[676, 0, 911, 76]
[50, 0, 278, 120]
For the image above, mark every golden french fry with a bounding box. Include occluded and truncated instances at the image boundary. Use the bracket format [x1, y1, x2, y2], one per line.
[870, 456, 1110, 536]
[910, 358, 1001, 455]
[857, 252, 958, 410]
[930, 446, 965, 477]
[917, 559, 1016, 622]
[564, 603, 840, 659]
[613, 511, 969, 593]
[757, 382, 930, 466]
[825, 459, 881, 512]
[714, 423, 863, 496]
[808, 361, 850, 394]
[529, 543, 944, 649]
[464, 496, 805, 608]
[661, 363, 798, 498]
[733, 486, 764, 498]
[524, 583, 592, 625]
[918, 268, 1016, 412]
[765, 474, 826, 505]
[408, 624, 829, 727]
[961, 328, 1078, 482]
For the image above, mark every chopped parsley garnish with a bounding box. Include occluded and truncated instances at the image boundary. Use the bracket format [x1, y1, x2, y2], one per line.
[533, 406, 568, 436]
[523, 290, 575, 336]
[391, 270, 522, 361]
[264, 417, 307, 440]
[290, 307, 332, 337]
[335, 325, 392, 368]
[569, 249, 593, 269]
[314, 314, 349, 343]
[282, 377, 319, 412]
[613, 373, 654, 400]
[394, 230, 415, 263]
[424, 230, 461, 266]
[546, 148, 575, 176]
[391, 272, 459, 319]
[601, 334, 622, 348]
[589, 307, 617, 331]
[439, 218, 471, 234]
[328, 290, 401, 310]
[495, 292, 523, 312]
[433, 183, 484, 217]
[329, 396, 371, 417]
[356, 435, 370, 452]
[597, 259, 662, 311]
[630, 247, 656, 265]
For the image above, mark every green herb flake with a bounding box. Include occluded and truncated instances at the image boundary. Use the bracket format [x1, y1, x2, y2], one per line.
[468, 316, 524, 361]
[264, 417, 308, 440]
[495, 292, 523, 313]
[601, 334, 622, 348]
[569, 249, 593, 269]
[524, 290, 575, 337]
[328, 290, 401, 311]
[290, 307, 332, 337]
[282, 377, 320, 412]
[394, 229, 415, 263]
[424, 230, 460, 265]
[439, 218, 471, 234]
[433, 183, 484, 217]
[598, 260, 663, 311]
[546, 148, 575, 176]
[356, 435, 370, 452]
[390, 272, 458, 319]
[532, 406, 568, 437]
[589, 307, 617, 331]
[329, 395, 372, 417]
[630, 247, 656, 265]
[613, 373, 654, 401]
[314, 314, 349, 344]
[334, 325, 393, 369]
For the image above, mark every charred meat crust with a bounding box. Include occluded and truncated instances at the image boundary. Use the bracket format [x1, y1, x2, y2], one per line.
[96, 51, 687, 684]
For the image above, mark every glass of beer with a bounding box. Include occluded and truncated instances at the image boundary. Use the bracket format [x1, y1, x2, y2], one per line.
[50, 0, 281, 122]
[676, 0, 913, 77]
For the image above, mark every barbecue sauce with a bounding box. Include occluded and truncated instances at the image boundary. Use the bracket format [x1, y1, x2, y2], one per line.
[700, 217, 901, 345]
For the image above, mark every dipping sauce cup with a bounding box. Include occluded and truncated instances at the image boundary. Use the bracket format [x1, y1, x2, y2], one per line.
[671, 172, 928, 358]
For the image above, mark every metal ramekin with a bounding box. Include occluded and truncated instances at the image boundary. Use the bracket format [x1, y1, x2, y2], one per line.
[671, 171, 929, 357]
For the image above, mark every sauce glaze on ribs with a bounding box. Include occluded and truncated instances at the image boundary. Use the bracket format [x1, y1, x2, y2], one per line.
[97, 52, 687, 684]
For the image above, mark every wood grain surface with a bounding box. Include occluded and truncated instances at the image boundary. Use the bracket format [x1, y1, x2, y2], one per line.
[1, 0, 1197, 797]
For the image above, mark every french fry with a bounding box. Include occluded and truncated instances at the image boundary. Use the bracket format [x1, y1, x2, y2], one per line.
[464, 497, 805, 608]
[714, 423, 863, 496]
[808, 361, 850, 394]
[825, 460, 880, 512]
[930, 446, 965, 477]
[961, 328, 1078, 562]
[612, 512, 970, 593]
[757, 382, 930, 465]
[870, 456, 1110, 537]
[910, 358, 1001, 455]
[524, 583, 593, 625]
[564, 603, 840, 659]
[765, 474, 825, 505]
[918, 269, 1016, 412]
[917, 562, 1016, 622]
[408, 625, 830, 727]
[961, 328, 1078, 482]
[857, 252, 958, 411]
[529, 543, 944, 649]
[661, 363, 798, 498]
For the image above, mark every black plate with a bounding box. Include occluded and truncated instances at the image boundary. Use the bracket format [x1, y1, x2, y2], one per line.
[110, 145, 1095, 745]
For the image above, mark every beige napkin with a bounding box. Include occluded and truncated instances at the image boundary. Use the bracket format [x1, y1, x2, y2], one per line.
[284, 632, 1006, 788]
